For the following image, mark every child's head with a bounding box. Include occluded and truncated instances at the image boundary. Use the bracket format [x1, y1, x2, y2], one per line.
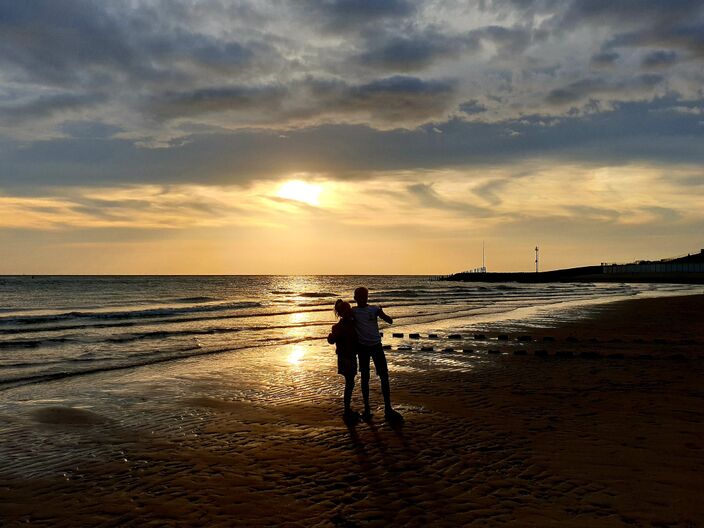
[334, 299, 353, 319]
[353, 286, 368, 306]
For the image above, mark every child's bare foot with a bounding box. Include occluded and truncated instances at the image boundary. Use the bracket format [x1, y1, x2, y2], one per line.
[343, 409, 360, 424]
[361, 409, 373, 422]
[384, 408, 403, 423]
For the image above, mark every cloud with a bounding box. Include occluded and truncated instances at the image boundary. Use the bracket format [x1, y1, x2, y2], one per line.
[0, 93, 107, 124]
[590, 51, 619, 69]
[470, 25, 546, 56]
[3, 95, 704, 191]
[406, 183, 493, 216]
[0, 0, 701, 178]
[149, 85, 288, 120]
[545, 74, 664, 106]
[356, 29, 480, 72]
[459, 100, 488, 115]
[301, 0, 417, 31]
[59, 121, 124, 139]
[641, 50, 679, 70]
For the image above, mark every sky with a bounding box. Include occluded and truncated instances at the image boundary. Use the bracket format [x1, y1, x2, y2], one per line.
[1, 0, 703, 274]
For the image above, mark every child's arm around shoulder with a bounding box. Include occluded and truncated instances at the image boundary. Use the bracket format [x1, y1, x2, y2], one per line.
[377, 306, 393, 324]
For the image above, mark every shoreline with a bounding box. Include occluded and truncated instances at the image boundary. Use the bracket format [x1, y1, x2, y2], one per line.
[0, 294, 702, 526]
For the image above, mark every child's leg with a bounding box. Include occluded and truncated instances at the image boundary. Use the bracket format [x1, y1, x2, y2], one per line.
[371, 346, 393, 412]
[344, 374, 355, 412]
[358, 347, 372, 414]
[379, 373, 392, 412]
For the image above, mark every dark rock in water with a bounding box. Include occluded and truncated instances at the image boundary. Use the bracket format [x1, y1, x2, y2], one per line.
[607, 353, 625, 359]
[488, 349, 501, 354]
[474, 334, 487, 340]
[514, 349, 527, 356]
[392, 333, 404, 338]
[667, 353, 686, 361]
[580, 351, 601, 359]
[680, 339, 696, 345]
[442, 347, 454, 352]
[462, 349, 473, 353]
[653, 338, 669, 345]
[556, 350, 574, 358]
[398, 345, 412, 351]
[588, 337, 599, 343]
[565, 336, 579, 343]
[517, 335, 532, 342]
[382, 344, 392, 350]
[428, 334, 439, 339]
[421, 346, 434, 351]
[409, 333, 420, 339]
[534, 349, 548, 357]
[609, 338, 623, 343]
[542, 336, 555, 342]
[632, 338, 645, 344]
[497, 334, 509, 341]
[637, 354, 654, 360]
[448, 334, 462, 340]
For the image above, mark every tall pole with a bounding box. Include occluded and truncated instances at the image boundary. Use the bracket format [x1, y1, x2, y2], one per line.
[482, 241, 485, 272]
[535, 246, 539, 273]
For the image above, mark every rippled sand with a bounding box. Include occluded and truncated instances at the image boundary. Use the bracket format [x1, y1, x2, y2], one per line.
[0, 295, 702, 527]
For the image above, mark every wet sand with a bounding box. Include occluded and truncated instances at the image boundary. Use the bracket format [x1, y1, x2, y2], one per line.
[0, 294, 703, 527]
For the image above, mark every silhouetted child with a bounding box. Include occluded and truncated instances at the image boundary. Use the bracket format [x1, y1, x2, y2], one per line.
[327, 299, 359, 423]
[352, 286, 403, 423]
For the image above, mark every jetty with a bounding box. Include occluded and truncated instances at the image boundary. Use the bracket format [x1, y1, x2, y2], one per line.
[440, 249, 704, 284]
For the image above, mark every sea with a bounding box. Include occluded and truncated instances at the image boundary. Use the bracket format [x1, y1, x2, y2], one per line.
[0, 276, 699, 390]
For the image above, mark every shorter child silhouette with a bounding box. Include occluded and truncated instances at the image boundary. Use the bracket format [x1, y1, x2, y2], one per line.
[328, 299, 359, 423]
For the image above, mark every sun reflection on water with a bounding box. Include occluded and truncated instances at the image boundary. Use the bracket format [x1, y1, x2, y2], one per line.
[287, 344, 306, 365]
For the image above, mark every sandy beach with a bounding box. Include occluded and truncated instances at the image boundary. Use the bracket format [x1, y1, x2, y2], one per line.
[1, 294, 703, 527]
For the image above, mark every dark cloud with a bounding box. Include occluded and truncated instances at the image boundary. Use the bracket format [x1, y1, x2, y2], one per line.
[560, 0, 704, 29]
[357, 30, 480, 71]
[149, 85, 288, 120]
[459, 100, 488, 115]
[146, 76, 456, 126]
[338, 76, 455, 121]
[59, 121, 124, 139]
[302, 0, 417, 31]
[642, 50, 679, 70]
[545, 74, 663, 106]
[0, 0, 702, 187]
[608, 25, 704, 59]
[3, 97, 703, 189]
[0, 93, 106, 123]
[590, 51, 619, 69]
[0, 0, 277, 91]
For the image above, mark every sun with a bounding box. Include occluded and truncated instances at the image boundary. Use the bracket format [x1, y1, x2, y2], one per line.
[276, 180, 322, 206]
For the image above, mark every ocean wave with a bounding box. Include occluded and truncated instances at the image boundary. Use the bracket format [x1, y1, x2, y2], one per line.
[0, 337, 73, 350]
[171, 296, 221, 303]
[0, 301, 262, 326]
[0, 335, 323, 390]
[297, 292, 338, 298]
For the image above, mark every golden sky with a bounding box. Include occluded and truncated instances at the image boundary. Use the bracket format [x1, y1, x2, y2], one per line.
[1, 1, 702, 274]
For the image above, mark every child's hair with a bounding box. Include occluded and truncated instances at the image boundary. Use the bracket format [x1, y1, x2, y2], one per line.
[334, 299, 352, 318]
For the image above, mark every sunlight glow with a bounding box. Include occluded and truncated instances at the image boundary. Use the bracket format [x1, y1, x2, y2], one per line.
[276, 180, 322, 206]
[287, 345, 306, 365]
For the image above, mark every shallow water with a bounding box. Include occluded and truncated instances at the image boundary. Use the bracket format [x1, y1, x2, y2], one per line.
[0, 275, 698, 388]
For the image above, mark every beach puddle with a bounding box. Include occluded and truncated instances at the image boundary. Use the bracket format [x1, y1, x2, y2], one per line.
[30, 406, 111, 426]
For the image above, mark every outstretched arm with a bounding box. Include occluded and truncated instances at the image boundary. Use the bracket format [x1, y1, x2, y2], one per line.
[378, 307, 393, 324]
